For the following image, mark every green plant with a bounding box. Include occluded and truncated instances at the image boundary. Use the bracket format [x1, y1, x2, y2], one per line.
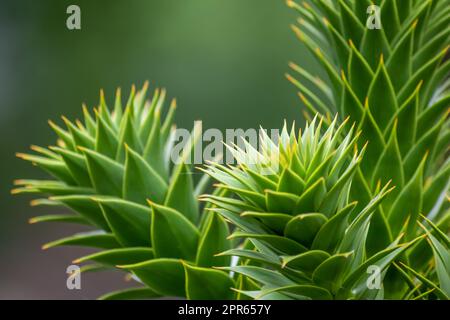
[285, 0, 449, 297]
[12, 0, 450, 300]
[204, 117, 430, 299]
[13, 83, 234, 299]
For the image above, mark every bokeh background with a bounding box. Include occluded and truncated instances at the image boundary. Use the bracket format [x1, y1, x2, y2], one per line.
[0, 0, 319, 299]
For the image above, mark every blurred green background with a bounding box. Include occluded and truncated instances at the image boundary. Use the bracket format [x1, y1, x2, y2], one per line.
[0, 0, 318, 298]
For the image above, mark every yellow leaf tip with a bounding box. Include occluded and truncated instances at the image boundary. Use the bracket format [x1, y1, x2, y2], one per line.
[61, 115, 70, 124]
[28, 217, 38, 224]
[286, 0, 295, 8]
[30, 199, 41, 207]
[15, 152, 27, 159]
[146, 198, 155, 207]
